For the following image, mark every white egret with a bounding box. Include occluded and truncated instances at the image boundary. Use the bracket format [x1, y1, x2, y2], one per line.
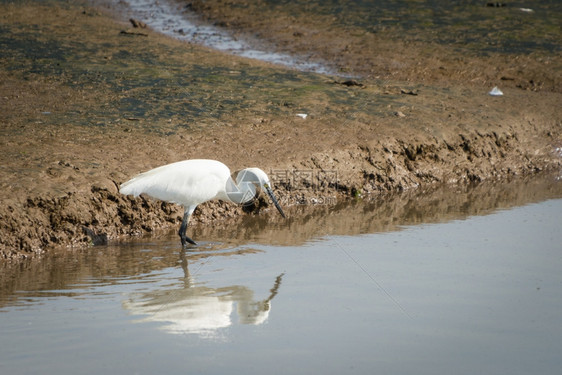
[119, 159, 286, 246]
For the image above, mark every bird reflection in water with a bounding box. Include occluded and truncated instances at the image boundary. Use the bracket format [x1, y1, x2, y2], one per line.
[123, 249, 284, 337]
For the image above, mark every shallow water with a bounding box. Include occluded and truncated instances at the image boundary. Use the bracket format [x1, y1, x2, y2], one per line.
[116, 0, 561, 76]
[1, 175, 562, 374]
[119, 0, 334, 74]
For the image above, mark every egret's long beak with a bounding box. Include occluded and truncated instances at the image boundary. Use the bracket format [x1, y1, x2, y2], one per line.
[264, 184, 286, 218]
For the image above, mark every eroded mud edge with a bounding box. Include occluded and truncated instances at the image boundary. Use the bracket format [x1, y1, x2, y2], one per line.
[1, 0, 561, 261]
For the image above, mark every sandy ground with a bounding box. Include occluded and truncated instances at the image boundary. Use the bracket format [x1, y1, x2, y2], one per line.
[0, 0, 561, 261]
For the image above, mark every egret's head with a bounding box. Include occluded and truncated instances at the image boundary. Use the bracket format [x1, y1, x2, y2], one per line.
[235, 168, 286, 218]
[235, 168, 270, 188]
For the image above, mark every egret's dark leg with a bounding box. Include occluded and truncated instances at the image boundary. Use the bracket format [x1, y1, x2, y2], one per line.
[178, 209, 197, 246]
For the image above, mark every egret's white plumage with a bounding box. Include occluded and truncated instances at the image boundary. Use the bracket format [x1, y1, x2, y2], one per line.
[120, 160, 231, 206]
[119, 159, 285, 246]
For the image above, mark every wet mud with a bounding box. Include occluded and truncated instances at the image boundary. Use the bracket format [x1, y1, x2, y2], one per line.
[2, 172, 561, 302]
[182, 0, 562, 91]
[0, 0, 561, 261]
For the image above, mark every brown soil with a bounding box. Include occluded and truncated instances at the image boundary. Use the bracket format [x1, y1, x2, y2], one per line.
[1, 0, 561, 261]
[184, 0, 562, 92]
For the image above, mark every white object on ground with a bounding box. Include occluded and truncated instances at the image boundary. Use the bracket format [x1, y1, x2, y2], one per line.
[488, 86, 503, 96]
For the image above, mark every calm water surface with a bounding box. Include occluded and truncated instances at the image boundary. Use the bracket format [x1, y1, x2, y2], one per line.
[1, 176, 561, 374]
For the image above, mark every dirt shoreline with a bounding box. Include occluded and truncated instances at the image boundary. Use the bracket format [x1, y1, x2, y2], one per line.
[1, 0, 561, 261]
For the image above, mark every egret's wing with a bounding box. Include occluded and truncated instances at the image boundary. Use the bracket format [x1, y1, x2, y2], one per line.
[119, 160, 230, 206]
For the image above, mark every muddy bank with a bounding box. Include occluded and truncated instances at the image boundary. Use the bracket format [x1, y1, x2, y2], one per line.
[0, 0, 561, 261]
[2, 173, 562, 302]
